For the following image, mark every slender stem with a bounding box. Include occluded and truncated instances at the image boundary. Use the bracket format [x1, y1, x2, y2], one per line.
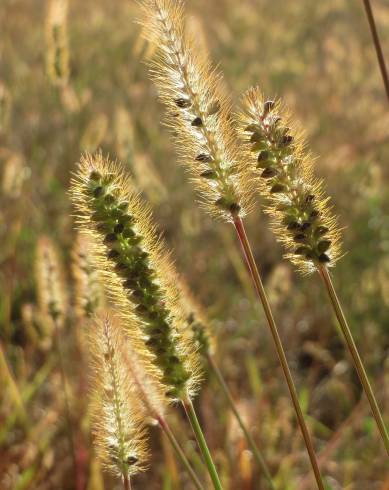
[318, 265, 389, 456]
[53, 318, 78, 479]
[157, 416, 205, 490]
[361, 0, 389, 105]
[182, 398, 223, 490]
[233, 216, 324, 490]
[123, 474, 131, 490]
[206, 353, 275, 490]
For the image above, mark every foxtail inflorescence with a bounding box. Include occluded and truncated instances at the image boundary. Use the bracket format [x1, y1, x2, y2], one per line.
[70, 152, 200, 401]
[238, 87, 342, 274]
[45, 0, 69, 86]
[71, 234, 105, 319]
[138, 0, 252, 222]
[35, 236, 67, 326]
[89, 313, 149, 481]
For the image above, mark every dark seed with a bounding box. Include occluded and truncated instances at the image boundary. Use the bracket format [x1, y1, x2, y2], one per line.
[250, 132, 262, 143]
[107, 250, 120, 259]
[295, 246, 311, 255]
[301, 222, 311, 231]
[281, 134, 293, 145]
[170, 356, 180, 364]
[174, 98, 191, 108]
[229, 203, 241, 214]
[293, 233, 306, 242]
[270, 183, 287, 193]
[263, 100, 275, 114]
[104, 233, 117, 244]
[315, 226, 329, 236]
[318, 253, 330, 263]
[127, 456, 138, 465]
[93, 186, 104, 198]
[114, 223, 124, 234]
[207, 100, 220, 115]
[258, 150, 270, 162]
[90, 171, 101, 181]
[310, 210, 320, 220]
[123, 279, 137, 289]
[96, 222, 110, 233]
[318, 240, 331, 253]
[261, 168, 277, 178]
[287, 222, 300, 231]
[200, 170, 217, 179]
[305, 194, 315, 203]
[195, 153, 212, 162]
[191, 117, 202, 127]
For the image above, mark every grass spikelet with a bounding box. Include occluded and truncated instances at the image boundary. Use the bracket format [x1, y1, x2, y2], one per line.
[138, 0, 252, 222]
[0, 81, 11, 133]
[89, 313, 149, 482]
[45, 0, 69, 86]
[70, 152, 201, 401]
[239, 87, 342, 274]
[35, 236, 67, 326]
[71, 234, 105, 319]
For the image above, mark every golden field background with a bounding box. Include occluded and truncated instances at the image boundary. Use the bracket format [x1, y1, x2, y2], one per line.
[1, 0, 389, 488]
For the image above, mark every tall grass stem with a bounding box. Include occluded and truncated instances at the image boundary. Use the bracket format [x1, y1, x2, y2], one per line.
[362, 0, 389, 105]
[157, 416, 205, 490]
[233, 216, 324, 490]
[319, 265, 389, 455]
[206, 353, 275, 490]
[183, 398, 223, 490]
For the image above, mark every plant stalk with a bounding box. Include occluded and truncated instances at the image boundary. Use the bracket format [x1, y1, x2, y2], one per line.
[361, 0, 389, 105]
[182, 398, 223, 490]
[157, 416, 205, 490]
[233, 216, 324, 490]
[123, 474, 131, 490]
[319, 265, 389, 456]
[206, 352, 275, 490]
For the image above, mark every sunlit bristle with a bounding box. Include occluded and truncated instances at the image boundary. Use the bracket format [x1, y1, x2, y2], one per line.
[89, 313, 149, 479]
[238, 87, 342, 275]
[45, 0, 69, 86]
[35, 236, 67, 326]
[138, 0, 252, 222]
[70, 152, 201, 401]
[71, 234, 105, 319]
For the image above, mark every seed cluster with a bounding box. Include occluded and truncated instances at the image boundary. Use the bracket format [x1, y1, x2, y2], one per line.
[240, 87, 341, 274]
[71, 154, 199, 400]
[140, 0, 251, 221]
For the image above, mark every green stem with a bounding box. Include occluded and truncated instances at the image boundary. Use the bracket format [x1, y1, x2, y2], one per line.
[157, 416, 205, 490]
[361, 0, 389, 105]
[182, 398, 223, 490]
[206, 353, 276, 490]
[233, 216, 324, 490]
[319, 265, 389, 456]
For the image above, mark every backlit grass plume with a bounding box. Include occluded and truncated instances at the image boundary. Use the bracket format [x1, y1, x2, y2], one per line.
[89, 313, 149, 485]
[239, 87, 341, 274]
[45, 0, 69, 86]
[71, 234, 104, 319]
[35, 236, 67, 327]
[70, 152, 200, 401]
[138, 0, 252, 222]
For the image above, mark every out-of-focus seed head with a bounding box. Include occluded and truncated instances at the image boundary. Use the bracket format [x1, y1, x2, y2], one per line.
[238, 87, 342, 274]
[35, 236, 67, 327]
[45, 0, 70, 86]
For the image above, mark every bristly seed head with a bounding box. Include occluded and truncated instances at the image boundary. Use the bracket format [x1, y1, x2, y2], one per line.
[238, 87, 342, 274]
[138, 0, 252, 222]
[70, 152, 201, 401]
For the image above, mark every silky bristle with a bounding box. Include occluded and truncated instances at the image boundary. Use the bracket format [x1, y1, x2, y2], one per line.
[238, 87, 342, 275]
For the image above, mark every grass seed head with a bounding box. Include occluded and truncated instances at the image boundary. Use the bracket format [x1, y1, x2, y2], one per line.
[138, 0, 252, 222]
[45, 0, 69, 86]
[89, 313, 149, 480]
[239, 87, 342, 274]
[70, 152, 201, 401]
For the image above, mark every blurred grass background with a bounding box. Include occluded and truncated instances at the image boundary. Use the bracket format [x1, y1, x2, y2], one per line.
[1, 0, 389, 488]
